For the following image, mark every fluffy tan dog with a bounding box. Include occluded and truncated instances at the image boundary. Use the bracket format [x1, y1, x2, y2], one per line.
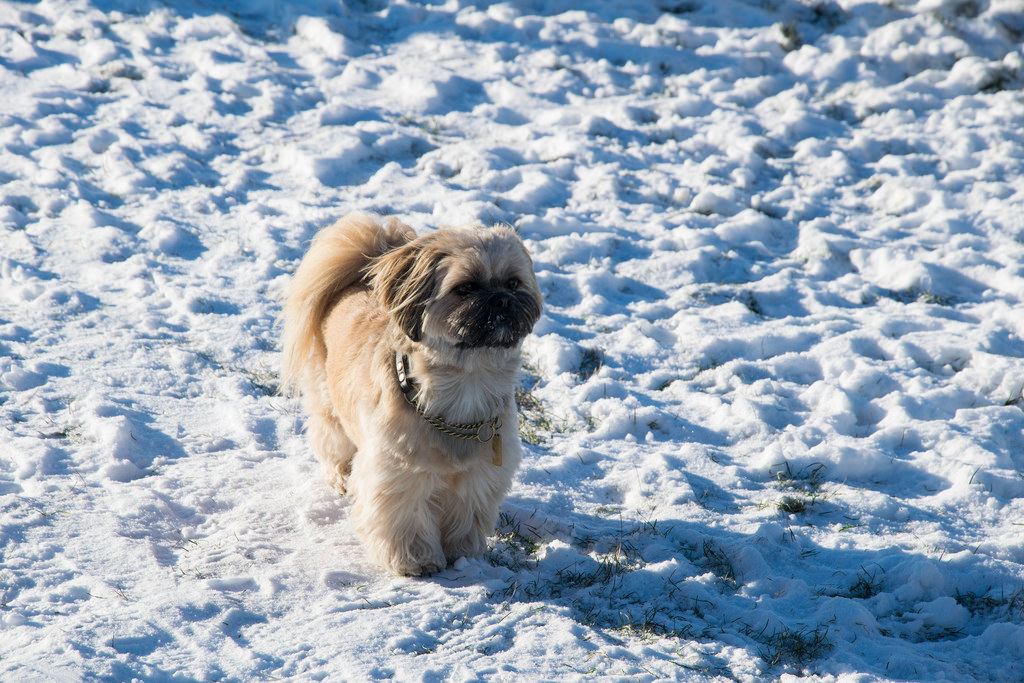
[281, 213, 542, 576]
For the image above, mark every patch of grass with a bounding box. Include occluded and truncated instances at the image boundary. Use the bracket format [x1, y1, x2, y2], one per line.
[689, 285, 767, 319]
[916, 290, 954, 305]
[776, 495, 807, 514]
[673, 653, 736, 679]
[955, 589, 1001, 614]
[771, 461, 826, 490]
[553, 558, 619, 594]
[516, 385, 556, 446]
[548, 535, 646, 598]
[517, 358, 600, 440]
[1004, 383, 1024, 410]
[980, 66, 1022, 92]
[820, 566, 884, 600]
[738, 290, 763, 316]
[847, 566, 884, 599]
[872, 287, 956, 306]
[601, 536, 645, 574]
[244, 363, 280, 396]
[31, 504, 70, 521]
[38, 421, 83, 443]
[1010, 588, 1024, 617]
[955, 586, 1024, 621]
[655, 376, 679, 391]
[489, 511, 702, 648]
[615, 605, 692, 642]
[575, 347, 604, 381]
[753, 624, 833, 668]
[488, 511, 542, 572]
[777, 21, 801, 51]
[767, 461, 835, 516]
[36, 397, 84, 443]
[697, 539, 739, 590]
[192, 348, 280, 397]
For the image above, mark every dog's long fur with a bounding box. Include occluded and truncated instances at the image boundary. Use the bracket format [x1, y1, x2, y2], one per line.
[282, 213, 541, 575]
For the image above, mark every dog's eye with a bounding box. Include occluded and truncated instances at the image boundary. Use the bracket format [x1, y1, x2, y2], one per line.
[506, 278, 520, 291]
[454, 283, 477, 296]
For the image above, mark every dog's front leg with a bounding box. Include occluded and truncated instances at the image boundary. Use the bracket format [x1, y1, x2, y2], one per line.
[440, 461, 512, 563]
[349, 455, 446, 576]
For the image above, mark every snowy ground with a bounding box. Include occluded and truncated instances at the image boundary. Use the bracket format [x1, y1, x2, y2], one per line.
[3, 0, 1024, 679]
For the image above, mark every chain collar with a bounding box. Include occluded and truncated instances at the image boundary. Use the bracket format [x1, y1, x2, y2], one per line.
[393, 352, 503, 445]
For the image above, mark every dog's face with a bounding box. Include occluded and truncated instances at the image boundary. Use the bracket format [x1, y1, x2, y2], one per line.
[370, 225, 542, 350]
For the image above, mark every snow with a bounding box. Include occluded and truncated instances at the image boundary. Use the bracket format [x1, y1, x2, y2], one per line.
[2, 0, 1024, 679]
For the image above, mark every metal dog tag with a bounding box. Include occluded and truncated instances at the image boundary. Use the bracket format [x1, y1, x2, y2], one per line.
[491, 432, 503, 467]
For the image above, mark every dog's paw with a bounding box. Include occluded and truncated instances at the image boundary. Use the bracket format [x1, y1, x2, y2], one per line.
[323, 466, 348, 494]
[443, 531, 486, 564]
[387, 549, 446, 577]
[377, 535, 446, 577]
[392, 557, 446, 577]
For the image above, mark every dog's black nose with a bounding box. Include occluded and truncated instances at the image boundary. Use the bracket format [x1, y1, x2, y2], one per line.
[490, 292, 512, 308]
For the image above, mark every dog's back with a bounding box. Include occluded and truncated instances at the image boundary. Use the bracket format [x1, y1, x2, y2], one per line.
[281, 213, 414, 396]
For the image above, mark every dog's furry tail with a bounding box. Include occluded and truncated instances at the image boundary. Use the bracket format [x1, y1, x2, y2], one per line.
[281, 213, 414, 396]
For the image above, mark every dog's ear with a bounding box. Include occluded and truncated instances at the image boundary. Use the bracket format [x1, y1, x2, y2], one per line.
[368, 238, 442, 343]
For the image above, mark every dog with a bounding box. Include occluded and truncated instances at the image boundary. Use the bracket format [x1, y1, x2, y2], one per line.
[281, 213, 542, 575]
